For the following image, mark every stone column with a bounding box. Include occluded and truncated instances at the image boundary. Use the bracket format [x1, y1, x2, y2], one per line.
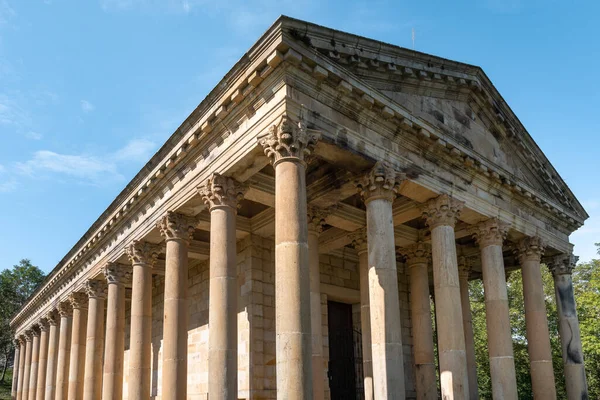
[35, 319, 50, 400]
[44, 310, 60, 400]
[28, 326, 41, 400]
[199, 173, 246, 400]
[102, 263, 131, 400]
[400, 242, 436, 400]
[157, 211, 196, 400]
[67, 292, 88, 400]
[17, 337, 27, 400]
[55, 302, 72, 400]
[258, 114, 320, 400]
[471, 218, 517, 399]
[548, 254, 588, 400]
[126, 240, 160, 400]
[21, 331, 33, 400]
[82, 280, 107, 400]
[516, 237, 556, 399]
[422, 194, 468, 399]
[457, 258, 478, 400]
[307, 206, 328, 400]
[356, 161, 405, 399]
[349, 229, 374, 400]
[12, 339, 21, 399]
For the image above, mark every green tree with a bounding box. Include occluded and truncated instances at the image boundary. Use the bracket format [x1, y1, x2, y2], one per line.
[0, 259, 45, 382]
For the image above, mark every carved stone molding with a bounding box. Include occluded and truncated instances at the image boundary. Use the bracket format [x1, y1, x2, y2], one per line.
[104, 263, 132, 286]
[39, 317, 49, 332]
[398, 241, 431, 267]
[126, 240, 160, 266]
[547, 253, 578, 276]
[198, 172, 247, 211]
[69, 292, 88, 310]
[307, 205, 333, 234]
[422, 194, 465, 229]
[257, 114, 320, 166]
[57, 301, 72, 317]
[85, 279, 108, 299]
[348, 228, 367, 252]
[516, 236, 546, 263]
[470, 218, 510, 248]
[46, 309, 59, 326]
[157, 211, 196, 242]
[356, 161, 405, 203]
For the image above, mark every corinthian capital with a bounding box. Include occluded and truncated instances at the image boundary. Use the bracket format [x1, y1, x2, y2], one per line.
[104, 263, 132, 286]
[516, 236, 546, 263]
[57, 301, 72, 317]
[307, 206, 332, 234]
[398, 241, 431, 267]
[126, 240, 160, 266]
[348, 228, 367, 252]
[257, 114, 320, 166]
[547, 253, 578, 276]
[422, 194, 465, 229]
[157, 211, 196, 242]
[39, 317, 49, 332]
[69, 292, 88, 310]
[46, 309, 59, 326]
[198, 173, 247, 210]
[85, 279, 108, 299]
[356, 161, 405, 203]
[470, 218, 510, 248]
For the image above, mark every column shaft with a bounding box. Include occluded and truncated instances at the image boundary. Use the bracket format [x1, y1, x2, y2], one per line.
[102, 274, 126, 400]
[356, 242, 374, 400]
[21, 338, 32, 400]
[274, 159, 313, 400]
[44, 315, 60, 400]
[35, 325, 49, 400]
[127, 241, 158, 400]
[407, 256, 436, 400]
[28, 332, 40, 400]
[67, 295, 88, 400]
[11, 341, 21, 399]
[82, 281, 106, 400]
[458, 270, 478, 400]
[55, 308, 72, 400]
[518, 238, 556, 399]
[16, 340, 26, 400]
[308, 223, 324, 400]
[473, 218, 517, 400]
[550, 254, 588, 400]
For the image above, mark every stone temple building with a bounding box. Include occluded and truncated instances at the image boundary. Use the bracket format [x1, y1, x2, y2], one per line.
[10, 16, 589, 400]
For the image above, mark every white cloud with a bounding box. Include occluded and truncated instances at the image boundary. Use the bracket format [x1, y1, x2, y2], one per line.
[0, 0, 16, 26]
[81, 100, 95, 113]
[112, 138, 156, 163]
[24, 131, 43, 140]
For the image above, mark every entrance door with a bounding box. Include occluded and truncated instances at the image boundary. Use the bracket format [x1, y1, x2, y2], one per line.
[327, 301, 357, 400]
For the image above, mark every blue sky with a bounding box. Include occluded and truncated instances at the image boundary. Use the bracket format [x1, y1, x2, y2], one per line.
[1, 0, 598, 273]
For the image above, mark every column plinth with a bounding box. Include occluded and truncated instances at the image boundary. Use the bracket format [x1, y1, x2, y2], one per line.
[35, 319, 50, 400]
[55, 302, 72, 400]
[158, 212, 196, 400]
[126, 240, 160, 400]
[548, 254, 588, 400]
[44, 310, 60, 400]
[422, 194, 468, 400]
[516, 237, 556, 399]
[350, 229, 374, 400]
[199, 173, 246, 400]
[258, 114, 319, 400]
[399, 242, 436, 400]
[67, 292, 88, 400]
[102, 263, 131, 400]
[82, 280, 107, 400]
[356, 161, 406, 399]
[16, 337, 26, 400]
[471, 218, 517, 399]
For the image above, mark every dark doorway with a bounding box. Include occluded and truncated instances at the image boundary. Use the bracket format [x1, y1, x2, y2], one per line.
[328, 301, 357, 400]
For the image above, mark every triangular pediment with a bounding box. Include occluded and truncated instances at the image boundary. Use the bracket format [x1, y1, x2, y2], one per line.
[277, 16, 588, 222]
